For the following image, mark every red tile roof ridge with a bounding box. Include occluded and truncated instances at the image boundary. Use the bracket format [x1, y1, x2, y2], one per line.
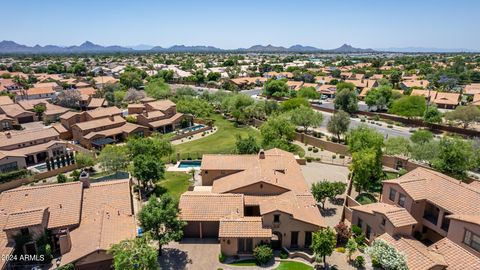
[2, 181, 81, 193]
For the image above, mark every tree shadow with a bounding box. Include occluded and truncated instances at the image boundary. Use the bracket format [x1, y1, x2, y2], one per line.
[320, 207, 337, 217]
[158, 248, 191, 270]
[329, 198, 345, 206]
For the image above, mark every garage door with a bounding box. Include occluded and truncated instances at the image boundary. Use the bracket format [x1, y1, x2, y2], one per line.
[183, 221, 219, 238]
[184, 221, 201, 238]
[18, 116, 33, 124]
[75, 259, 113, 270]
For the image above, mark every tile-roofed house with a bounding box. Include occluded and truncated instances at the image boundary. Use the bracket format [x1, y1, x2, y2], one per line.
[87, 98, 106, 109]
[93, 76, 118, 88]
[432, 92, 460, 109]
[377, 233, 448, 270]
[0, 96, 13, 106]
[400, 79, 429, 90]
[429, 238, 480, 270]
[179, 148, 325, 256]
[84, 106, 122, 120]
[464, 83, 480, 95]
[0, 128, 59, 151]
[19, 87, 56, 100]
[411, 89, 437, 101]
[0, 103, 35, 124]
[348, 203, 417, 241]
[0, 176, 136, 269]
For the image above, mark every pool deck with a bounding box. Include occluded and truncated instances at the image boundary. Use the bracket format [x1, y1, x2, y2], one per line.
[167, 161, 202, 172]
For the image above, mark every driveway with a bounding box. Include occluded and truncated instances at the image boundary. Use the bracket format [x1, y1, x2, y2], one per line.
[160, 238, 221, 270]
[301, 162, 350, 186]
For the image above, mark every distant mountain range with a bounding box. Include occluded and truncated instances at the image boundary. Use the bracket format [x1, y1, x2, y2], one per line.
[376, 47, 479, 53]
[0, 40, 476, 54]
[0, 40, 379, 54]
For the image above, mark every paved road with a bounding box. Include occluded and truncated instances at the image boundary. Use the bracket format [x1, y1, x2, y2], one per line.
[319, 110, 413, 139]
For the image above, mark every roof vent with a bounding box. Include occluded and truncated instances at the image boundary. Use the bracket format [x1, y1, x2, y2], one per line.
[5, 133, 11, 139]
[258, 149, 265, 159]
[79, 170, 90, 188]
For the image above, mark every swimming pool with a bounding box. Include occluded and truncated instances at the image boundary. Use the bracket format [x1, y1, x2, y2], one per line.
[178, 160, 202, 169]
[181, 124, 205, 133]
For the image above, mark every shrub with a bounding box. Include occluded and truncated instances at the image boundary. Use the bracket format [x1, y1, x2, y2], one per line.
[360, 118, 366, 122]
[308, 147, 313, 151]
[306, 157, 313, 162]
[366, 239, 408, 270]
[279, 249, 289, 259]
[57, 264, 74, 270]
[351, 225, 362, 236]
[339, 155, 345, 159]
[387, 125, 393, 128]
[398, 168, 407, 175]
[373, 115, 380, 121]
[218, 252, 226, 263]
[57, 174, 67, 183]
[315, 157, 321, 161]
[332, 154, 337, 159]
[313, 148, 319, 153]
[0, 169, 31, 183]
[334, 222, 352, 246]
[355, 256, 365, 267]
[253, 245, 273, 265]
[336, 247, 345, 253]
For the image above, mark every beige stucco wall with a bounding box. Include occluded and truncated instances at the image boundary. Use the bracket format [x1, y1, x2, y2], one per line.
[0, 156, 26, 171]
[351, 210, 414, 242]
[220, 237, 269, 256]
[262, 211, 320, 249]
[446, 219, 480, 257]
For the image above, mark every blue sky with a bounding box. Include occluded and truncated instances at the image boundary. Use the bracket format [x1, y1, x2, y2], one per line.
[3, 0, 479, 50]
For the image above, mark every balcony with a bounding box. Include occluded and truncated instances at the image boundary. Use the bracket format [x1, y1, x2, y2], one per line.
[423, 213, 438, 225]
[272, 222, 281, 229]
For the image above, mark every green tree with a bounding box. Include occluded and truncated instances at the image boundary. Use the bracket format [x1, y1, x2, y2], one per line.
[334, 88, 358, 114]
[98, 145, 129, 176]
[127, 135, 173, 160]
[411, 140, 440, 164]
[33, 104, 46, 121]
[366, 239, 408, 270]
[432, 136, 477, 179]
[280, 97, 309, 111]
[133, 154, 165, 191]
[346, 238, 358, 261]
[260, 115, 296, 151]
[347, 125, 384, 155]
[264, 79, 289, 97]
[297, 86, 320, 99]
[365, 85, 393, 111]
[145, 78, 171, 99]
[327, 110, 350, 141]
[253, 244, 274, 265]
[410, 130, 434, 145]
[289, 106, 323, 132]
[207, 72, 221, 82]
[423, 105, 443, 123]
[223, 94, 254, 123]
[235, 134, 260, 154]
[384, 137, 411, 156]
[311, 228, 337, 266]
[75, 152, 96, 168]
[445, 105, 480, 129]
[389, 95, 426, 118]
[138, 194, 186, 256]
[109, 234, 159, 270]
[120, 71, 143, 89]
[350, 149, 382, 192]
[311, 181, 335, 210]
[176, 98, 213, 118]
[336, 82, 355, 91]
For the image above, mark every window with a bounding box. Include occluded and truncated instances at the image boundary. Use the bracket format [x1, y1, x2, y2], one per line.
[304, 232, 312, 248]
[441, 213, 451, 232]
[274, 214, 280, 223]
[389, 188, 397, 201]
[398, 194, 406, 207]
[381, 218, 386, 227]
[464, 230, 480, 252]
[291, 231, 299, 247]
[357, 218, 363, 229]
[366, 225, 372, 239]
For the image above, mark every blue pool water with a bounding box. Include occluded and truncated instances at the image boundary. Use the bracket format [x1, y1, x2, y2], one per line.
[178, 160, 202, 169]
[182, 124, 205, 133]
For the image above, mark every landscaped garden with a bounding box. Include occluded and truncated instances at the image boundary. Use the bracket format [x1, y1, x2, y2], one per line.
[154, 171, 191, 200]
[274, 261, 313, 270]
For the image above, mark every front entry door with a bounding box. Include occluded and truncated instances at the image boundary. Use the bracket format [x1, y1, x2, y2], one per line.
[238, 238, 253, 254]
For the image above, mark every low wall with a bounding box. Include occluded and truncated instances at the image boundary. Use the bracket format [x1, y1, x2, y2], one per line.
[0, 177, 33, 192]
[170, 126, 212, 141]
[295, 133, 349, 156]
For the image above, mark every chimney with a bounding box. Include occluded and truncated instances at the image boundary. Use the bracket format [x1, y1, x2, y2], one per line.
[79, 170, 90, 188]
[258, 149, 265, 159]
[5, 133, 11, 139]
[109, 115, 114, 121]
[420, 81, 424, 85]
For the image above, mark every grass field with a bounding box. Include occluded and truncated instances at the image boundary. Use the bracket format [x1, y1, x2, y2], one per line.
[173, 113, 304, 160]
[174, 114, 261, 157]
[274, 261, 313, 270]
[155, 171, 191, 200]
[229, 259, 257, 266]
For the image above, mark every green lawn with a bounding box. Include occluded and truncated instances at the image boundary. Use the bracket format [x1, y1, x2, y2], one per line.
[154, 171, 191, 200]
[172, 113, 304, 160]
[274, 261, 313, 270]
[174, 114, 261, 158]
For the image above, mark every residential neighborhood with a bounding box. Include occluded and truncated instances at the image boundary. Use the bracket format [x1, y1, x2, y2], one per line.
[1, 1, 480, 269]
